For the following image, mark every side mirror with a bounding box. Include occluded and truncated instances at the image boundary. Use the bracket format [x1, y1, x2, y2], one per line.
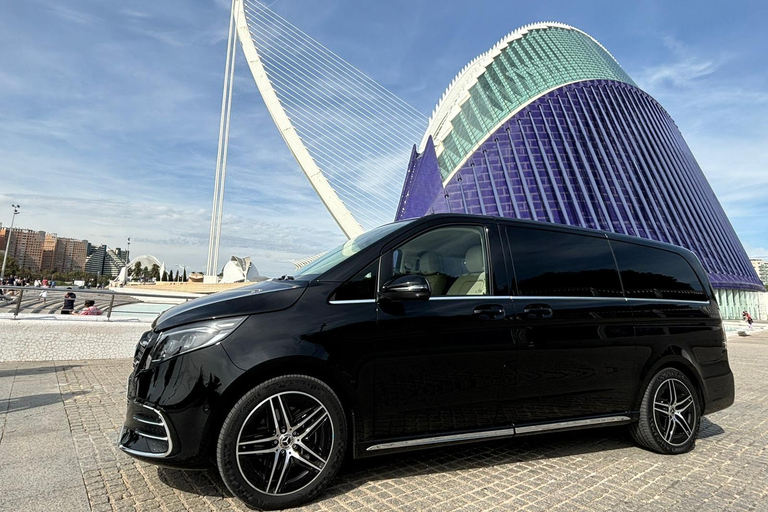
[379, 275, 431, 302]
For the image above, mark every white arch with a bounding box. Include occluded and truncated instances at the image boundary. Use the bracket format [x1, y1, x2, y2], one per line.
[233, 0, 364, 239]
[127, 254, 163, 270]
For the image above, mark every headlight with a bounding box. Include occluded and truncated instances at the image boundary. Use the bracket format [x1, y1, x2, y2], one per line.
[152, 316, 247, 362]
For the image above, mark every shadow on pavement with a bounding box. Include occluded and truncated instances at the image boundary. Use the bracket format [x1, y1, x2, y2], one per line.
[698, 417, 725, 439]
[3, 391, 87, 413]
[157, 467, 234, 499]
[0, 364, 81, 379]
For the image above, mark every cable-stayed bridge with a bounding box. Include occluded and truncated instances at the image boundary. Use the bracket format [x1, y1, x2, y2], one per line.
[207, 0, 427, 275]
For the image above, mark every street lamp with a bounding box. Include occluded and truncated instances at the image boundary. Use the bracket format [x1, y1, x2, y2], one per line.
[1, 204, 21, 282]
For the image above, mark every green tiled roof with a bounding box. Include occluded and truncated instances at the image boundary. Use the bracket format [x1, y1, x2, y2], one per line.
[431, 24, 635, 180]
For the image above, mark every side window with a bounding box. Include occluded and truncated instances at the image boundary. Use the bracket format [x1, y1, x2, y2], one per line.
[391, 226, 488, 296]
[331, 261, 378, 301]
[507, 227, 622, 297]
[610, 241, 707, 301]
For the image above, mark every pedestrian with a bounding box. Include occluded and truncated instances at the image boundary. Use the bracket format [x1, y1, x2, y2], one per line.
[39, 288, 48, 304]
[742, 311, 754, 330]
[61, 289, 76, 315]
[76, 300, 102, 316]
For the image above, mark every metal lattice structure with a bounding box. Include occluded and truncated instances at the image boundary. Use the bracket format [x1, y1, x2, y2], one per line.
[234, 0, 428, 237]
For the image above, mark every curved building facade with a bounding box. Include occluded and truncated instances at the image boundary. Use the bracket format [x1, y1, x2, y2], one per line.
[396, 22, 763, 317]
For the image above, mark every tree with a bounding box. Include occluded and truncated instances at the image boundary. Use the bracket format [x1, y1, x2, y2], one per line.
[0, 251, 19, 278]
[173, 270, 179, 281]
[132, 261, 142, 280]
[162, 270, 168, 282]
[150, 264, 160, 281]
[182, 268, 187, 282]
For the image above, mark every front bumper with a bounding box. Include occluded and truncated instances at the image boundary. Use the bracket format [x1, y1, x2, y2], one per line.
[117, 331, 244, 468]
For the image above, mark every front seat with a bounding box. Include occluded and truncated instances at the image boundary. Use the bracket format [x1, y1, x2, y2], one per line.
[446, 246, 486, 296]
[418, 252, 448, 295]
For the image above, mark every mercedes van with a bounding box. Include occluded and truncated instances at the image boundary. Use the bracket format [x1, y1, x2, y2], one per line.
[119, 214, 734, 509]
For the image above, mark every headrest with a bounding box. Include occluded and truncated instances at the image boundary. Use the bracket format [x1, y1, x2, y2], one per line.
[419, 252, 441, 274]
[464, 246, 484, 273]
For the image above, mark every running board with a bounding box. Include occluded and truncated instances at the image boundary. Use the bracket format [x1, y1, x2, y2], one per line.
[366, 415, 632, 452]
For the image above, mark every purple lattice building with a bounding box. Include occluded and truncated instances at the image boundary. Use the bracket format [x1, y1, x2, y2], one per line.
[396, 22, 763, 318]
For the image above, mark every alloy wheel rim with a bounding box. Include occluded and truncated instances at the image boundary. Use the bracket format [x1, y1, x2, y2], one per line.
[235, 391, 333, 496]
[652, 378, 696, 447]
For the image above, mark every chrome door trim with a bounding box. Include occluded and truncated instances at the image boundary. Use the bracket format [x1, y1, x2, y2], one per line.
[429, 295, 510, 301]
[365, 415, 632, 451]
[623, 297, 709, 305]
[515, 415, 632, 434]
[331, 295, 512, 305]
[511, 295, 709, 305]
[366, 427, 516, 451]
[329, 295, 710, 307]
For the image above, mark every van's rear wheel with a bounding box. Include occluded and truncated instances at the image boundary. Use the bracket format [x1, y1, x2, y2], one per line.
[631, 368, 700, 454]
[217, 375, 347, 510]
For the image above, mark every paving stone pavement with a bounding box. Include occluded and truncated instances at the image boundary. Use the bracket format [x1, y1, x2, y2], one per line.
[1, 333, 767, 511]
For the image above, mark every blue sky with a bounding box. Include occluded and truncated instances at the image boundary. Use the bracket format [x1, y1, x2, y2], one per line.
[1, 0, 766, 276]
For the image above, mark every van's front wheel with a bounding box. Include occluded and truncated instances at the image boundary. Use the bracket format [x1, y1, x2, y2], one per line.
[631, 368, 700, 454]
[216, 375, 347, 510]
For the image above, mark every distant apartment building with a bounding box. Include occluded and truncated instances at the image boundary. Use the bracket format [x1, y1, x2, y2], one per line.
[41, 233, 88, 273]
[84, 245, 129, 278]
[751, 259, 768, 286]
[1, 223, 124, 276]
[0, 227, 46, 272]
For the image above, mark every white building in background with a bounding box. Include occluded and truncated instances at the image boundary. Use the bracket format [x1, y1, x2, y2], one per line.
[114, 254, 165, 285]
[85, 245, 129, 278]
[221, 256, 263, 283]
[750, 258, 768, 286]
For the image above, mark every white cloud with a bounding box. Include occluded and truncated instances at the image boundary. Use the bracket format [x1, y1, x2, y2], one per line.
[44, 4, 104, 26]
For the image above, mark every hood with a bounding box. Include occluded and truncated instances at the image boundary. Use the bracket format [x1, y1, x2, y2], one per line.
[152, 280, 309, 332]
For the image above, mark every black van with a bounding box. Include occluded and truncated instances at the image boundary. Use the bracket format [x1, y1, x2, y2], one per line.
[119, 214, 734, 510]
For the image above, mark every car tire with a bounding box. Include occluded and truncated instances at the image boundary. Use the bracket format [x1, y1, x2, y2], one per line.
[216, 374, 347, 510]
[631, 367, 700, 454]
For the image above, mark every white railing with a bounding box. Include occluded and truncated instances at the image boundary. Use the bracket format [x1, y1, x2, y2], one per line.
[0, 286, 201, 321]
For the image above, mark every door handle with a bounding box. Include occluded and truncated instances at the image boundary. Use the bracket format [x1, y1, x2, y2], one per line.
[473, 304, 505, 320]
[523, 304, 553, 319]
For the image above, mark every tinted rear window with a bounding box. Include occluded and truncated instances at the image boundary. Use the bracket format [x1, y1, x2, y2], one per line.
[610, 240, 707, 301]
[506, 227, 622, 297]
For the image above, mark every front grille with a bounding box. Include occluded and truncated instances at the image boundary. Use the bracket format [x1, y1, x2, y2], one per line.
[133, 331, 158, 369]
[118, 403, 173, 458]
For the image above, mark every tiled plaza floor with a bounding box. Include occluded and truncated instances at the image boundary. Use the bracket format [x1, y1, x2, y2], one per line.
[1, 332, 767, 511]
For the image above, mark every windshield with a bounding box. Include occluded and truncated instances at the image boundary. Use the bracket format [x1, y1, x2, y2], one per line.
[294, 220, 413, 278]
